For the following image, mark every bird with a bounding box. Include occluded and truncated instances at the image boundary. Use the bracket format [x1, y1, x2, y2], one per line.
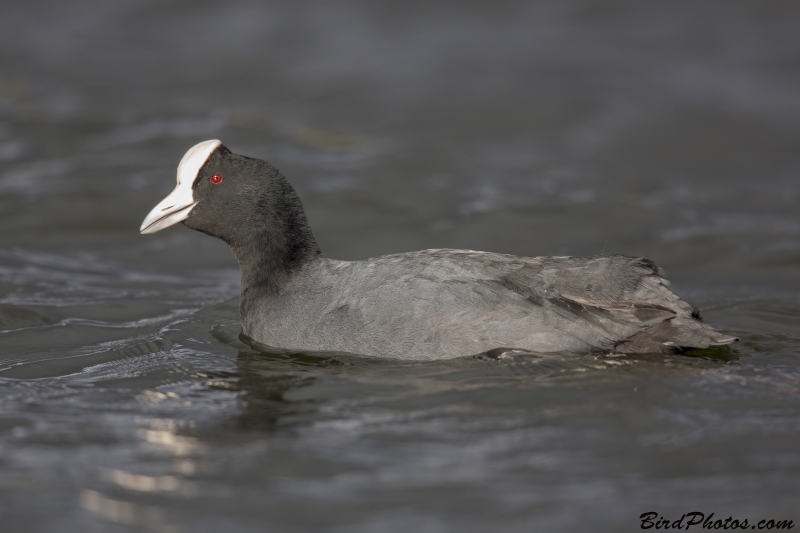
[140, 139, 737, 360]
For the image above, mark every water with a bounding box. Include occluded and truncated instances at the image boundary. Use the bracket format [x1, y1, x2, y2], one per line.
[1, 1, 799, 531]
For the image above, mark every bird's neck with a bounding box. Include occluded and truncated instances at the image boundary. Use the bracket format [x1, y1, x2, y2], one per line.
[229, 197, 321, 305]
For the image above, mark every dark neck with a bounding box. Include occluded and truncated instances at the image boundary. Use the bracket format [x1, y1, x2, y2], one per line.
[233, 227, 320, 326]
[224, 174, 321, 304]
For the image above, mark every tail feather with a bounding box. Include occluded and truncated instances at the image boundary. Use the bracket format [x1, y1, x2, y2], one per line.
[614, 316, 738, 354]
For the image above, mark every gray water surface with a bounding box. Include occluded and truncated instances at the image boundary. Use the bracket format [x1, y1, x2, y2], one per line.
[1, 1, 799, 531]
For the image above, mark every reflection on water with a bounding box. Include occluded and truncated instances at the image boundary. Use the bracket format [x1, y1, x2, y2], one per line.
[1, 0, 800, 531]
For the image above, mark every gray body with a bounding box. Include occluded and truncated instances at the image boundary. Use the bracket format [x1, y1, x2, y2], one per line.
[242, 250, 735, 360]
[142, 141, 737, 360]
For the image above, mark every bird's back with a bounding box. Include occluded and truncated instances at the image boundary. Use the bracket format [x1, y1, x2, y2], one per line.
[241, 249, 736, 360]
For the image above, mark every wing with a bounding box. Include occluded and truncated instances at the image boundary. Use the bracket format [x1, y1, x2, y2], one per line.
[494, 254, 735, 353]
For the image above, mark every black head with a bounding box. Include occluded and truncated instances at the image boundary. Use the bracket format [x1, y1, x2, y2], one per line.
[141, 140, 320, 287]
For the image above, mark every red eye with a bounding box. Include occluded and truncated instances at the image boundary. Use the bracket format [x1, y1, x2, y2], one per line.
[210, 174, 223, 184]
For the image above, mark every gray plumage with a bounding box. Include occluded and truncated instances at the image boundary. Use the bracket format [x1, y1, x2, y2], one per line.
[241, 250, 736, 359]
[142, 141, 738, 360]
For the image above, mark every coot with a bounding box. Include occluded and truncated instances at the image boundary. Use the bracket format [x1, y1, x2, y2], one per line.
[141, 140, 737, 360]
